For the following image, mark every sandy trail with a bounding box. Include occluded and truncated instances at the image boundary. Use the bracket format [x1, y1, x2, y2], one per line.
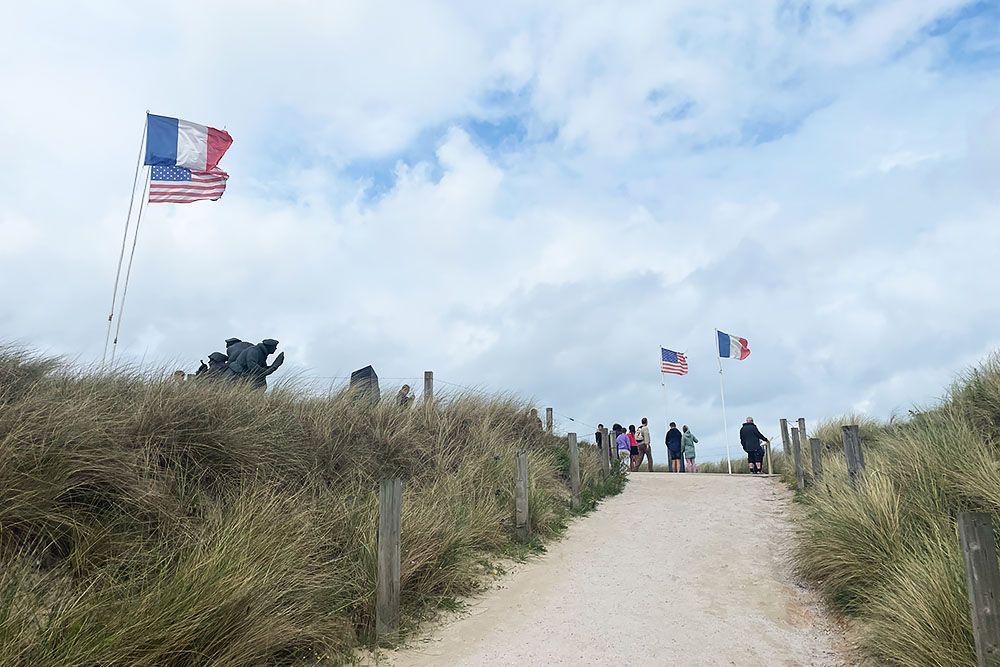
[385, 473, 845, 666]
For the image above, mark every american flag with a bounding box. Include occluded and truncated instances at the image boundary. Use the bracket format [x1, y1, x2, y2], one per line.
[149, 165, 228, 204]
[660, 347, 688, 375]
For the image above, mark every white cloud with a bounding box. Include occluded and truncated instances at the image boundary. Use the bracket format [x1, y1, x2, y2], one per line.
[1, 0, 998, 464]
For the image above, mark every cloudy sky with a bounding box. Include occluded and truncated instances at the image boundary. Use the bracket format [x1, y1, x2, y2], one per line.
[3, 1, 999, 462]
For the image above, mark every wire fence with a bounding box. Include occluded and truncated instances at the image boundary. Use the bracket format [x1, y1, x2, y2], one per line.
[281, 372, 600, 438]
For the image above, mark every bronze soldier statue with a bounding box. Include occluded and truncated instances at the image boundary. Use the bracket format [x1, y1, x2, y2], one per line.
[228, 339, 284, 390]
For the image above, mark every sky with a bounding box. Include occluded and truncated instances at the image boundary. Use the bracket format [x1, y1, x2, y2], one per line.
[3, 1, 1000, 463]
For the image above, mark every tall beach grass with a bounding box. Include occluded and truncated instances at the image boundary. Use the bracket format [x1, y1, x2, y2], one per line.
[791, 354, 1000, 666]
[0, 347, 623, 665]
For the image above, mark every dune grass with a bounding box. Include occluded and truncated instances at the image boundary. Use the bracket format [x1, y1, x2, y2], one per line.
[790, 354, 1000, 666]
[695, 449, 788, 475]
[0, 347, 624, 666]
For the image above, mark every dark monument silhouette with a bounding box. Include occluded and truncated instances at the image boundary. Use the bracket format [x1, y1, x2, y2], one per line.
[198, 338, 284, 389]
[349, 365, 380, 404]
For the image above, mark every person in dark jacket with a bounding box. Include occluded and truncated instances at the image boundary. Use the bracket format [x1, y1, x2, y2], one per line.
[739, 417, 770, 474]
[595, 424, 604, 451]
[228, 339, 285, 390]
[665, 422, 683, 472]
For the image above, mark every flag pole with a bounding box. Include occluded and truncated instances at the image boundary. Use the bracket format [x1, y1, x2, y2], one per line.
[103, 113, 149, 367]
[109, 168, 151, 367]
[658, 349, 667, 472]
[716, 329, 733, 475]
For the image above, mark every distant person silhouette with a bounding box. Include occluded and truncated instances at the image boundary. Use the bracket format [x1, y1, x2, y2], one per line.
[681, 425, 699, 472]
[396, 384, 414, 407]
[665, 422, 683, 472]
[613, 424, 631, 471]
[635, 417, 653, 472]
[739, 417, 770, 474]
[627, 425, 639, 471]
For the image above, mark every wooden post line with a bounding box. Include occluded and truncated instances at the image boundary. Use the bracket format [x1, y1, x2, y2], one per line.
[514, 449, 530, 542]
[376, 478, 403, 642]
[779, 418, 792, 457]
[545, 407, 554, 433]
[568, 432, 581, 511]
[423, 370, 433, 405]
[797, 417, 809, 478]
[841, 424, 865, 487]
[790, 426, 805, 491]
[809, 437, 824, 481]
[958, 512, 1000, 666]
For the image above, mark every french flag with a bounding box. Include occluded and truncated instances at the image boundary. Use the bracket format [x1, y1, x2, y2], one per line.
[717, 330, 751, 360]
[144, 113, 233, 171]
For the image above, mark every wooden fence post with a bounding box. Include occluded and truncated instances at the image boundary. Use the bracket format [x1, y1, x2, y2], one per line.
[765, 440, 773, 475]
[797, 417, 808, 444]
[376, 479, 403, 642]
[809, 437, 824, 481]
[514, 449, 530, 542]
[568, 433, 581, 510]
[958, 512, 1000, 666]
[423, 370, 433, 405]
[791, 427, 806, 490]
[545, 407, 554, 433]
[780, 418, 792, 457]
[600, 427, 611, 476]
[842, 424, 865, 487]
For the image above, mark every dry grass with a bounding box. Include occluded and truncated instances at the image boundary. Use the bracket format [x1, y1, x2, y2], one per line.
[695, 449, 788, 475]
[791, 354, 1000, 666]
[0, 348, 623, 665]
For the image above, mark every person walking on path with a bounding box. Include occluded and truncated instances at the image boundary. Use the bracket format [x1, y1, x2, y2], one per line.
[635, 417, 653, 472]
[595, 424, 604, 453]
[681, 425, 698, 473]
[627, 425, 640, 472]
[665, 422, 683, 473]
[739, 417, 770, 474]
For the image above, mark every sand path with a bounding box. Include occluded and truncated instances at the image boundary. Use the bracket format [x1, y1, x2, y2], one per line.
[384, 473, 846, 666]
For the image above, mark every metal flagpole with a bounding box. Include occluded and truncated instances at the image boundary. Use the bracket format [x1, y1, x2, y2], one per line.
[109, 168, 151, 367]
[103, 113, 148, 366]
[716, 329, 733, 475]
[659, 348, 668, 472]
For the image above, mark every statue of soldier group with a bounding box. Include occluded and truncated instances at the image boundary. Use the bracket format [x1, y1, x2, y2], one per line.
[186, 337, 285, 390]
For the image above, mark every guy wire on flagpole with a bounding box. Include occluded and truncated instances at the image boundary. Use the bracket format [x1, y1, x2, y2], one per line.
[716, 329, 733, 475]
[109, 168, 151, 367]
[103, 113, 148, 366]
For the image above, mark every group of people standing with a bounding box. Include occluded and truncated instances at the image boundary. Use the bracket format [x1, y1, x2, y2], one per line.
[591, 416, 773, 474]
[596, 419, 699, 473]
